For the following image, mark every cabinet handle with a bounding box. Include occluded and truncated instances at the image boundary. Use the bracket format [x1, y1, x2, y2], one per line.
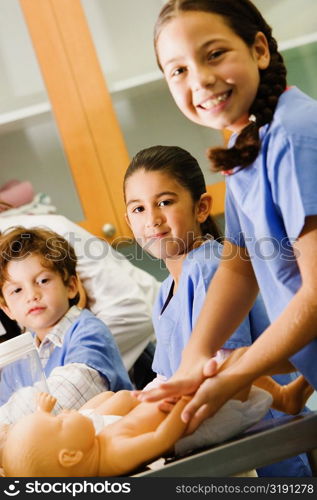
[102, 223, 116, 237]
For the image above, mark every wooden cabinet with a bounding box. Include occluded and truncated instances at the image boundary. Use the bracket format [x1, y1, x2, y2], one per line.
[1, 0, 317, 241]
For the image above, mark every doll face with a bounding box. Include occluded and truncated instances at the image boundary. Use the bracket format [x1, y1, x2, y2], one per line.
[55, 409, 96, 446]
[156, 11, 269, 132]
[33, 409, 96, 450]
[2, 410, 96, 477]
[1, 254, 78, 341]
[125, 169, 205, 261]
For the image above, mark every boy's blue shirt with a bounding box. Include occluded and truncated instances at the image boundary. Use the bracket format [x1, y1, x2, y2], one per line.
[0, 306, 132, 405]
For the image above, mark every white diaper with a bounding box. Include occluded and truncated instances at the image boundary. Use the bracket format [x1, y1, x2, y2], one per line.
[80, 409, 122, 435]
[174, 386, 273, 456]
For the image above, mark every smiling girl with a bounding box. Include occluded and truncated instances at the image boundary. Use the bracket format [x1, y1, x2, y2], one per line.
[124, 144, 312, 476]
[138, 0, 317, 461]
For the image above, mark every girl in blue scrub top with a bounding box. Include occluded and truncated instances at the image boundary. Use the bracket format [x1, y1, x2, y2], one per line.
[124, 144, 312, 476]
[139, 0, 317, 456]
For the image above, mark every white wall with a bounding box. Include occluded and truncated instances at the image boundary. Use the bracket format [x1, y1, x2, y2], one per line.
[252, 0, 317, 42]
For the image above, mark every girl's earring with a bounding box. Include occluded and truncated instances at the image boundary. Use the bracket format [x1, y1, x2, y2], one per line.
[249, 114, 256, 123]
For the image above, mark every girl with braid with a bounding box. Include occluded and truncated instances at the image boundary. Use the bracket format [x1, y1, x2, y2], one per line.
[138, 0, 317, 473]
[125, 144, 312, 477]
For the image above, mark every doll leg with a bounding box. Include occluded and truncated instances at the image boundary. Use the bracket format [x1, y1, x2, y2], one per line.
[254, 375, 314, 414]
[92, 390, 140, 416]
[80, 391, 115, 411]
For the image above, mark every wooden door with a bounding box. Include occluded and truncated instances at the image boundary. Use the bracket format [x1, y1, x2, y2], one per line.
[19, 0, 131, 241]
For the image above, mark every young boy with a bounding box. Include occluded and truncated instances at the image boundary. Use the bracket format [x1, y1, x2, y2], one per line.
[0, 226, 132, 425]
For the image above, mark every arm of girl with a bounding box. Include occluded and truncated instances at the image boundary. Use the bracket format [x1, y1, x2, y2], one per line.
[179, 216, 317, 432]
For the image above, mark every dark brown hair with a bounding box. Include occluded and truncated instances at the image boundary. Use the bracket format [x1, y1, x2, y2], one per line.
[0, 226, 79, 306]
[154, 0, 287, 172]
[124, 145, 222, 240]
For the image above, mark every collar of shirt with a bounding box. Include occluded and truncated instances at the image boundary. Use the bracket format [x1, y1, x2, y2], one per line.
[35, 305, 82, 353]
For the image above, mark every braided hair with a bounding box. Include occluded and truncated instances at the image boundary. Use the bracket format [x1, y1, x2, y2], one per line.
[154, 0, 287, 172]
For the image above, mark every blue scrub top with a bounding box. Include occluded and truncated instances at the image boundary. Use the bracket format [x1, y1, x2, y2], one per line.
[152, 238, 312, 476]
[152, 239, 269, 379]
[225, 87, 317, 387]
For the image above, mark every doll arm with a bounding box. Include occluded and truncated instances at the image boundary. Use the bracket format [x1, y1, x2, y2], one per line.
[151, 396, 190, 445]
[108, 397, 189, 475]
[95, 390, 140, 415]
[36, 392, 57, 413]
[80, 391, 114, 411]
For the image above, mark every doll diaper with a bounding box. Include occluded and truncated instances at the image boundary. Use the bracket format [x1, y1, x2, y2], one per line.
[80, 409, 122, 435]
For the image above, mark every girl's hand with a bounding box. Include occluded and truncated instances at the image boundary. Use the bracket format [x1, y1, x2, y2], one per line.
[156, 396, 179, 413]
[182, 365, 252, 434]
[137, 377, 198, 402]
[138, 357, 218, 407]
[181, 374, 231, 434]
[131, 390, 179, 412]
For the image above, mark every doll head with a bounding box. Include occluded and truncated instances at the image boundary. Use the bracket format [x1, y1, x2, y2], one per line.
[2, 409, 96, 477]
[154, 0, 287, 172]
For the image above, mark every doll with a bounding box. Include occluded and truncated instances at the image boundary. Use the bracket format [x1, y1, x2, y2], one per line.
[2, 347, 313, 477]
[2, 390, 190, 477]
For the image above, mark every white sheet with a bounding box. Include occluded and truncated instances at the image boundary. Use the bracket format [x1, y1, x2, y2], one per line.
[175, 387, 273, 456]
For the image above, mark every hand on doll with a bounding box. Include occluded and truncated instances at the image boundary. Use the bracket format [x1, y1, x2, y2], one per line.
[137, 357, 219, 424]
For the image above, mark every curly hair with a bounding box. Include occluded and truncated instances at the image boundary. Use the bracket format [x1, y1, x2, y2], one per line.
[0, 226, 79, 306]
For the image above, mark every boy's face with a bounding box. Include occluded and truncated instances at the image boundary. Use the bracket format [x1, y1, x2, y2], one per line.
[1, 254, 78, 341]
